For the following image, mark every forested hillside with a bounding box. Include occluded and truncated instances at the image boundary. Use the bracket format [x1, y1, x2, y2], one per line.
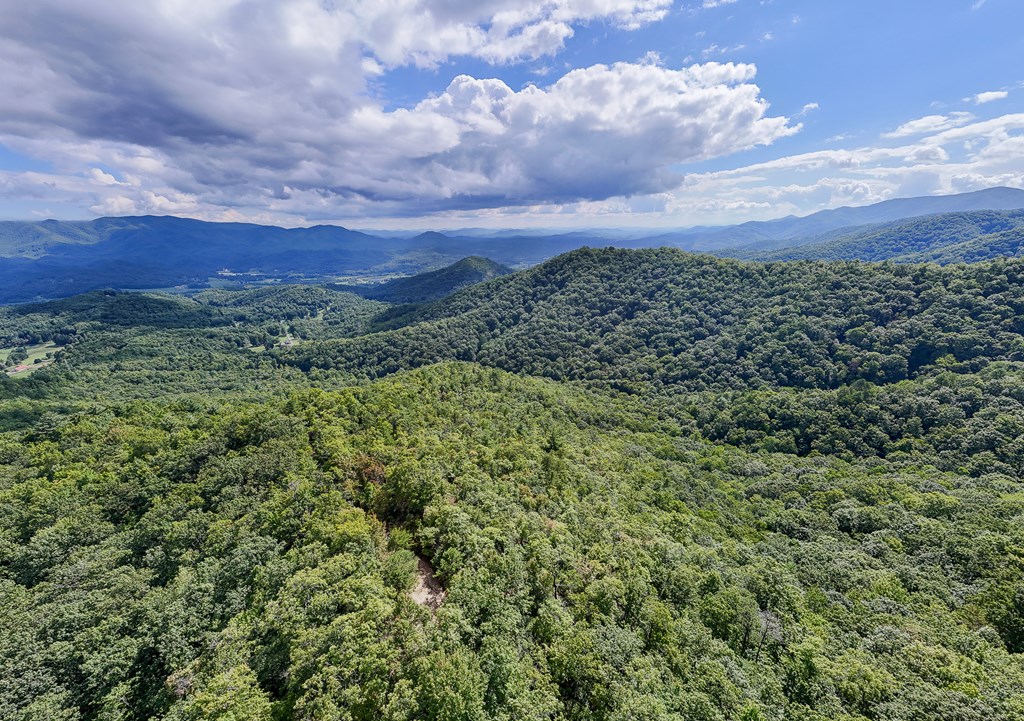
[3, 249, 1024, 720]
[283, 248, 1024, 390]
[337, 257, 512, 304]
[900, 226, 1024, 264]
[659, 186, 1024, 251]
[742, 210, 1024, 263]
[4, 364, 1024, 721]
[0, 287, 384, 413]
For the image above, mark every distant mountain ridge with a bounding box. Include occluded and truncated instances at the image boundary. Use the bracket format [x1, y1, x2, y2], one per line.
[0, 215, 640, 303]
[357, 188, 1024, 245]
[2, 187, 1024, 303]
[732, 209, 1024, 263]
[651, 186, 1024, 250]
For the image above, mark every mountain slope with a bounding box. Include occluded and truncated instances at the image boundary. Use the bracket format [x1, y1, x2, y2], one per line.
[0, 216, 401, 303]
[341, 256, 512, 303]
[4, 187, 1023, 304]
[0, 284, 385, 403]
[657, 186, 1024, 250]
[742, 209, 1024, 262]
[4, 247, 1024, 719]
[282, 247, 1024, 391]
[895, 224, 1024, 264]
[0, 217, 629, 303]
[4, 188, 1024, 303]
[0, 218, 108, 258]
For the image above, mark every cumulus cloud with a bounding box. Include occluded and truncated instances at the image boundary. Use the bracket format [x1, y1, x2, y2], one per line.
[426, 111, 1024, 231]
[11, 0, 1017, 230]
[407, 62, 798, 204]
[86, 169, 125, 186]
[644, 112, 1024, 225]
[972, 90, 1009, 104]
[0, 0, 799, 221]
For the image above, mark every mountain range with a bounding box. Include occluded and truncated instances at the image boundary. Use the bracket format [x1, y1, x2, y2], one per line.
[2, 186, 1024, 304]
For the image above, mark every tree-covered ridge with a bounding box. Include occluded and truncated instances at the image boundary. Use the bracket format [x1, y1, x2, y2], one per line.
[3, 247, 1024, 719]
[738, 210, 1024, 263]
[678, 363, 1024, 475]
[336, 257, 512, 304]
[0, 286, 385, 349]
[0, 218, 108, 259]
[282, 248, 1024, 390]
[3, 363, 1024, 721]
[898, 226, 1024, 265]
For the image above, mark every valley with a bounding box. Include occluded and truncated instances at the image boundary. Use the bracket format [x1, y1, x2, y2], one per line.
[3, 188, 1024, 305]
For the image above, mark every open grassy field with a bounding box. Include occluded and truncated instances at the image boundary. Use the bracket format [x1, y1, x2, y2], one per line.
[1, 341, 63, 376]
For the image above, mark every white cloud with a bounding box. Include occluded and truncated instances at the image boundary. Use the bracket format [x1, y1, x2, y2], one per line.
[87, 168, 125, 186]
[882, 112, 974, 138]
[7, 0, 1018, 229]
[413, 111, 1024, 230]
[651, 112, 1024, 225]
[702, 43, 746, 57]
[398, 62, 798, 204]
[0, 0, 808, 221]
[361, 57, 385, 77]
[0, 7, 798, 217]
[972, 90, 1009, 104]
[904, 145, 949, 164]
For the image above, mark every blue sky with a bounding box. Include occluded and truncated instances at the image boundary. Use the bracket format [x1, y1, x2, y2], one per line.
[0, 0, 1021, 228]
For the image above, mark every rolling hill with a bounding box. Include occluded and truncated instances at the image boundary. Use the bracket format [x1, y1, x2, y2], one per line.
[337, 256, 512, 303]
[281, 247, 1024, 391]
[736, 209, 1024, 262]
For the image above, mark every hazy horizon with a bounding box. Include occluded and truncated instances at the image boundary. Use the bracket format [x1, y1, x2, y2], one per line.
[0, 1, 1021, 230]
[5, 185, 1022, 236]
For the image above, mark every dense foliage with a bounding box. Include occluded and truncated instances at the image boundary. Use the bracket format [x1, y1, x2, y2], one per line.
[3, 247, 1024, 720]
[742, 210, 1024, 263]
[0, 287, 382, 411]
[4, 365, 1024, 721]
[336, 257, 512, 304]
[283, 248, 1024, 391]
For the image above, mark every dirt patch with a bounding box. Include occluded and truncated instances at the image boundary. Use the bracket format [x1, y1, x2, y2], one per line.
[410, 556, 446, 611]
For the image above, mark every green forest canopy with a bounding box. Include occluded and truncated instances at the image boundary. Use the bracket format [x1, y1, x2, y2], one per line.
[2, 248, 1024, 720]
